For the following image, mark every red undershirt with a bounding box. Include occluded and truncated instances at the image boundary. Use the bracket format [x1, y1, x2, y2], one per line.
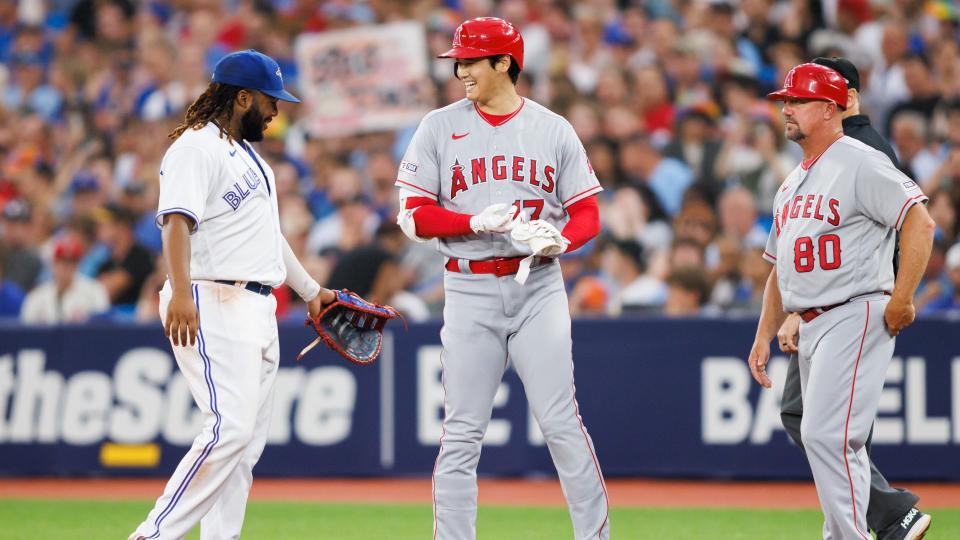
[405, 195, 600, 253]
[475, 98, 525, 127]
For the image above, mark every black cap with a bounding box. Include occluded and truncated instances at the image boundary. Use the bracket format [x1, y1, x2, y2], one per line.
[813, 56, 860, 91]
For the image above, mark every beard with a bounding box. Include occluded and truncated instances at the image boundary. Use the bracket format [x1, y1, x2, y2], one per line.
[785, 123, 806, 142]
[239, 106, 266, 142]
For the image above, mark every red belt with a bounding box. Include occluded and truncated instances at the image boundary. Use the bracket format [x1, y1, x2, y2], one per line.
[445, 256, 552, 277]
[799, 291, 890, 323]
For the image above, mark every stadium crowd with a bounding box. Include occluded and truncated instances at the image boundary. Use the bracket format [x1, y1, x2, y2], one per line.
[0, 0, 958, 323]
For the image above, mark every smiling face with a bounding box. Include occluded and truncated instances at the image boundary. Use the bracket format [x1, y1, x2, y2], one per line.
[237, 90, 278, 142]
[454, 56, 512, 102]
[780, 97, 834, 142]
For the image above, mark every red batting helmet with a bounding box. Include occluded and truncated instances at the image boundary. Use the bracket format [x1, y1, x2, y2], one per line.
[767, 63, 848, 108]
[438, 17, 524, 71]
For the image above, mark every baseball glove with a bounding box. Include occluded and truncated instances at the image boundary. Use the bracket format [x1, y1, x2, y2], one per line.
[297, 289, 403, 365]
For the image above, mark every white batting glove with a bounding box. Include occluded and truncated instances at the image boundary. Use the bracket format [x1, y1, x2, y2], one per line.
[470, 203, 518, 234]
[511, 219, 570, 257]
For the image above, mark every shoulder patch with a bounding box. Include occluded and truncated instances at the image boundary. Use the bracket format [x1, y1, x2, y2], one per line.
[401, 161, 419, 174]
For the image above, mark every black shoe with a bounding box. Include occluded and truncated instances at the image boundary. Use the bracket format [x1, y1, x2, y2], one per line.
[877, 508, 931, 540]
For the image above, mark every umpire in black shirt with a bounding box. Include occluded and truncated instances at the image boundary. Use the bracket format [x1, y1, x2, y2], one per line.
[776, 57, 931, 540]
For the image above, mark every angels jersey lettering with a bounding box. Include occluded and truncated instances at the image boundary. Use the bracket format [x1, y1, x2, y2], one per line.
[763, 136, 927, 312]
[396, 98, 602, 260]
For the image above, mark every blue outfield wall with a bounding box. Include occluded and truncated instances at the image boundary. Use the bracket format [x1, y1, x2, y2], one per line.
[0, 318, 957, 479]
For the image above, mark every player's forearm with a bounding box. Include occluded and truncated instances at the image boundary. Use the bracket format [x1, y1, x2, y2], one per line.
[892, 204, 935, 303]
[756, 267, 787, 342]
[411, 204, 474, 237]
[282, 237, 322, 301]
[162, 214, 193, 294]
[561, 196, 599, 252]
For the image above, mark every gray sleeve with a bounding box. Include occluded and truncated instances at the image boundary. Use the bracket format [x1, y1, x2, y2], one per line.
[555, 121, 602, 208]
[855, 155, 928, 230]
[395, 117, 440, 200]
[762, 227, 777, 264]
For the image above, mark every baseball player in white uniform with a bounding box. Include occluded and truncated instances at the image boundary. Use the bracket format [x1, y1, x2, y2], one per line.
[396, 17, 609, 540]
[748, 63, 934, 540]
[129, 50, 334, 540]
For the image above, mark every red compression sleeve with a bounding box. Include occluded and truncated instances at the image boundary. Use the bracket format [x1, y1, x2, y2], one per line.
[406, 196, 474, 237]
[562, 196, 600, 252]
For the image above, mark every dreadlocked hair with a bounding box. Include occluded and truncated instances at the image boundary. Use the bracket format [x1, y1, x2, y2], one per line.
[169, 83, 242, 140]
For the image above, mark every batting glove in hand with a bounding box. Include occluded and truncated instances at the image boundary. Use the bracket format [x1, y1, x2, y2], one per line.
[470, 203, 518, 234]
[511, 219, 570, 257]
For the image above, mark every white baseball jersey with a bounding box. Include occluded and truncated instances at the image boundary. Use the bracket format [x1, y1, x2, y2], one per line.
[156, 122, 286, 286]
[396, 98, 602, 260]
[762, 136, 927, 312]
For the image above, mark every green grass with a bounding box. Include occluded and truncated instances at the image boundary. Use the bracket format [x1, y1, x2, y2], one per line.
[0, 500, 956, 539]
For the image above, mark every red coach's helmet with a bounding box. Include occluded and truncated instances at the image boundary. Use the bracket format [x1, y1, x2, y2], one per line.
[767, 63, 847, 108]
[439, 17, 524, 71]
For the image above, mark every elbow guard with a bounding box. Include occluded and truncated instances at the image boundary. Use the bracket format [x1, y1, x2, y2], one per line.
[397, 207, 427, 243]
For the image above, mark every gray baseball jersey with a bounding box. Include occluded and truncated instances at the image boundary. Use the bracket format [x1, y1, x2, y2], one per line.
[762, 135, 927, 540]
[395, 98, 602, 259]
[763, 136, 927, 312]
[396, 97, 610, 539]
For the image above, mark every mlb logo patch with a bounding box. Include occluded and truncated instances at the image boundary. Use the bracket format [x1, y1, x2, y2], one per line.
[401, 161, 419, 174]
[902, 180, 918, 190]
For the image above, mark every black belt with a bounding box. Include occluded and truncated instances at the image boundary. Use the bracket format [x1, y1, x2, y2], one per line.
[214, 280, 273, 296]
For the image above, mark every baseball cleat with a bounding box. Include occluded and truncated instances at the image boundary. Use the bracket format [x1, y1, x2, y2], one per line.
[877, 507, 931, 540]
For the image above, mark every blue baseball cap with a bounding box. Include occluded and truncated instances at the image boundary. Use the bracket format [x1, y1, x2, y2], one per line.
[211, 49, 300, 103]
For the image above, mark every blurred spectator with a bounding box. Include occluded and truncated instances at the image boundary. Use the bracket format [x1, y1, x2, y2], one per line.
[706, 234, 743, 310]
[569, 275, 609, 317]
[1, 199, 42, 291]
[20, 237, 108, 324]
[603, 185, 671, 253]
[307, 166, 380, 255]
[715, 108, 796, 211]
[916, 238, 951, 313]
[889, 112, 943, 185]
[93, 203, 154, 309]
[885, 53, 944, 136]
[664, 267, 711, 317]
[706, 186, 767, 268]
[927, 188, 957, 244]
[672, 198, 718, 248]
[0, 0, 954, 323]
[0, 241, 25, 318]
[326, 222, 428, 321]
[922, 242, 960, 315]
[730, 245, 770, 313]
[619, 133, 694, 216]
[663, 102, 723, 196]
[862, 22, 911, 130]
[601, 237, 666, 315]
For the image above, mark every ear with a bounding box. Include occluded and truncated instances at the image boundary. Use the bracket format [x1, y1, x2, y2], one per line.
[236, 89, 253, 110]
[847, 89, 860, 111]
[496, 55, 512, 73]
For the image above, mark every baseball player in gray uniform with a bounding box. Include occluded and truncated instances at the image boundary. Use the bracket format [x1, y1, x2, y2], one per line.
[395, 17, 609, 540]
[129, 50, 334, 540]
[777, 57, 931, 540]
[748, 63, 934, 540]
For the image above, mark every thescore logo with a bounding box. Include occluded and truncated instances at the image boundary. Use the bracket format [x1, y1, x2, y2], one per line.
[701, 356, 960, 445]
[0, 349, 356, 446]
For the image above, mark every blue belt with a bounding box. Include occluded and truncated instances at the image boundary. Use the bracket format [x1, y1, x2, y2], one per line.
[214, 280, 273, 296]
